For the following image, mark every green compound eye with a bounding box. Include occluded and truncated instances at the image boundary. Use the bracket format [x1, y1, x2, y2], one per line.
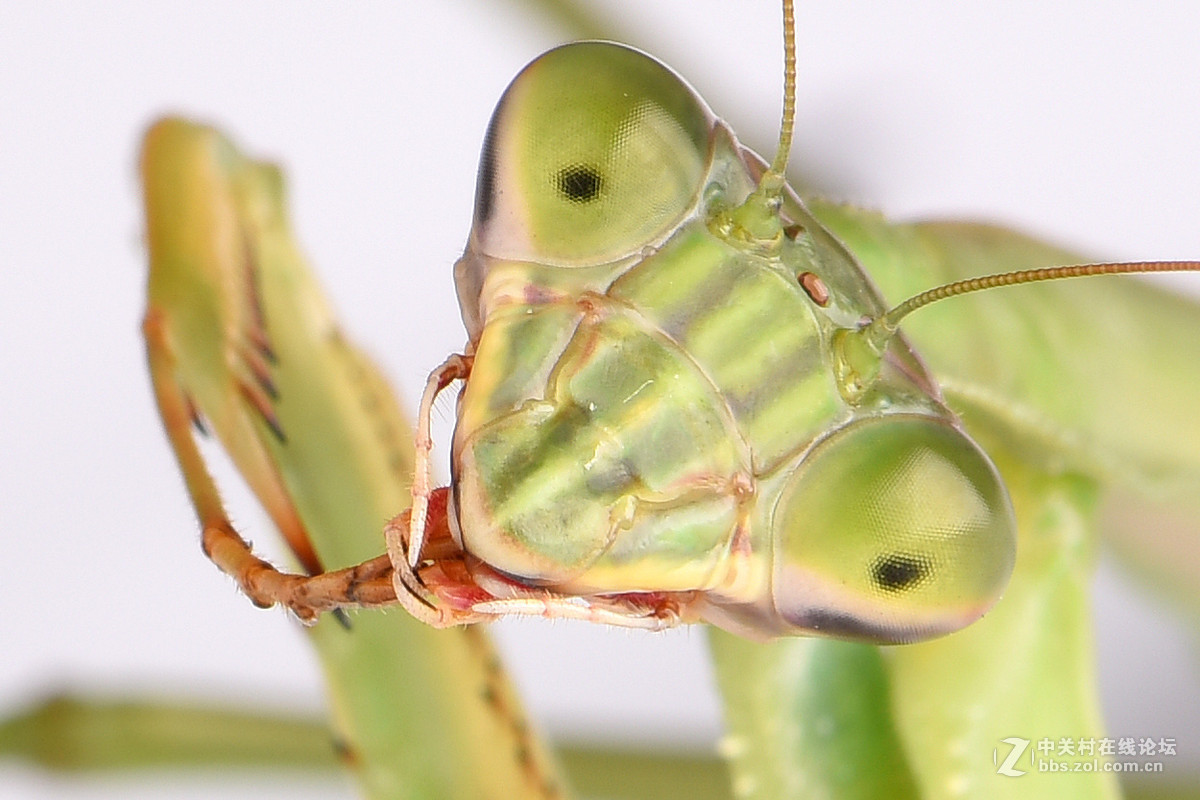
[771, 415, 1017, 643]
[472, 42, 713, 267]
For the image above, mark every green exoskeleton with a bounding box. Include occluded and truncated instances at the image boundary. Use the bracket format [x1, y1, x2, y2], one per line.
[384, 0, 1198, 645]
[112, 2, 1198, 798]
[161, 0, 1197, 652]
[393, 38, 1017, 643]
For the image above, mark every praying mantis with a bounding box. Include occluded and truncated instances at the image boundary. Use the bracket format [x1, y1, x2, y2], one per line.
[2, 1, 1200, 800]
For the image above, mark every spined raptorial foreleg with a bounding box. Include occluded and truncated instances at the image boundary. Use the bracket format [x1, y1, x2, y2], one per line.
[144, 311, 396, 622]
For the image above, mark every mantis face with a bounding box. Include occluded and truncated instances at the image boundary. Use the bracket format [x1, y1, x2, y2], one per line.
[441, 41, 1016, 643]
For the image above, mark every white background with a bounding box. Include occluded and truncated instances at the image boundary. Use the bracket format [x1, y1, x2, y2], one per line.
[3, 2, 1200, 797]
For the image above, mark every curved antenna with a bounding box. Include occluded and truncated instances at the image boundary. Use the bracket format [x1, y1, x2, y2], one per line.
[876, 260, 1199, 343]
[760, 0, 797, 199]
[717, 0, 797, 246]
[837, 260, 1200, 400]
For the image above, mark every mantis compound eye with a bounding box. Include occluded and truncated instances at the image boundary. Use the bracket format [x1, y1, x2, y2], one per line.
[471, 42, 713, 267]
[771, 415, 1016, 643]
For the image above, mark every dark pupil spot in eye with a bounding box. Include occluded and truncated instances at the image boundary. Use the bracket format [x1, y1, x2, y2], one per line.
[556, 164, 603, 204]
[871, 553, 927, 592]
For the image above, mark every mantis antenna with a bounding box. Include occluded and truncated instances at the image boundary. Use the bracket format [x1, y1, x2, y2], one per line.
[720, 0, 796, 244]
[762, 0, 797, 198]
[837, 260, 1200, 401]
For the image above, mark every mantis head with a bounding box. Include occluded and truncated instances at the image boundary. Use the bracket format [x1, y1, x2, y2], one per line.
[442, 1, 1027, 643]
